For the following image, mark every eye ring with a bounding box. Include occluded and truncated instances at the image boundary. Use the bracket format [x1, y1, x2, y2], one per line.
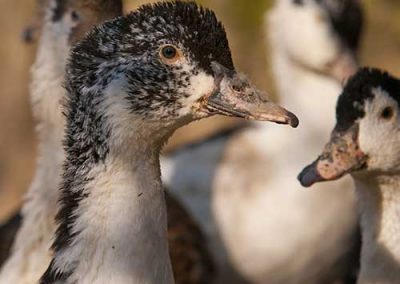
[159, 45, 182, 64]
[380, 106, 394, 120]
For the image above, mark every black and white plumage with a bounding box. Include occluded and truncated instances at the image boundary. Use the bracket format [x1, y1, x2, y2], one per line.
[0, 1, 221, 283]
[36, 2, 297, 283]
[299, 68, 400, 283]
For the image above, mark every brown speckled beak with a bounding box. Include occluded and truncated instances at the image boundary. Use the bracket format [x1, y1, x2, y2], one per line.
[202, 62, 299, 128]
[298, 124, 368, 187]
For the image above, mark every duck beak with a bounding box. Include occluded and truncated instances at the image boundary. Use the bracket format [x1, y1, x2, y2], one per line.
[327, 50, 359, 83]
[201, 62, 299, 127]
[298, 124, 368, 187]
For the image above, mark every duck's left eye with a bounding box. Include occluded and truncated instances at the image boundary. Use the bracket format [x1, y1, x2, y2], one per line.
[71, 10, 80, 22]
[160, 45, 182, 64]
[380, 107, 394, 120]
[161, 46, 177, 58]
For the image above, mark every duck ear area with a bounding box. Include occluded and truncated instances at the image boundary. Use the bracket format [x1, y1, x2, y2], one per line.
[298, 124, 368, 187]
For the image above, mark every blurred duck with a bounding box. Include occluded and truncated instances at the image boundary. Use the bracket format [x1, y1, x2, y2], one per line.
[34, 2, 297, 283]
[299, 68, 400, 284]
[0, 1, 122, 283]
[163, 0, 363, 283]
[213, 0, 364, 283]
[0, 1, 218, 283]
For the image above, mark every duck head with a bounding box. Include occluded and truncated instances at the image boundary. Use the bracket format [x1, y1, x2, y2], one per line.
[299, 68, 400, 186]
[23, 0, 123, 44]
[270, 0, 363, 81]
[67, 1, 298, 143]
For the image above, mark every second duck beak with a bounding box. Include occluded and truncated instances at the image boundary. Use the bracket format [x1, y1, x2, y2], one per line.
[201, 62, 299, 128]
[298, 124, 368, 187]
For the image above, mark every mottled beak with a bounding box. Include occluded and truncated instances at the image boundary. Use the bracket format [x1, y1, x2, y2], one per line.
[298, 124, 368, 187]
[201, 62, 299, 128]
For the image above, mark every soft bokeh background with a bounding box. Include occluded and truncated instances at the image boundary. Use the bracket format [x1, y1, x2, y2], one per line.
[0, 0, 399, 220]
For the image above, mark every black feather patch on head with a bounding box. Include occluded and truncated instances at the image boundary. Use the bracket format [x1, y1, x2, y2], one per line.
[134, 1, 234, 73]
[336, 67, 400, 131]
[52, 0, 68, 22]
[321, 0, 363, 51]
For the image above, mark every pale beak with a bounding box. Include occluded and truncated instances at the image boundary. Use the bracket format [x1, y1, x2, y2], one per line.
[201, 62, 299, 128]
[326, 50, 359, 83]
[298, 124, 368, 187]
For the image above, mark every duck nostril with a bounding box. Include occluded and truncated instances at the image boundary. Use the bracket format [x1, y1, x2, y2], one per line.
[232, 84, 241, 92]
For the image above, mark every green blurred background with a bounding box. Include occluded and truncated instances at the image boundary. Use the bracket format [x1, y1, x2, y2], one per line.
[0, 0, 399, 218]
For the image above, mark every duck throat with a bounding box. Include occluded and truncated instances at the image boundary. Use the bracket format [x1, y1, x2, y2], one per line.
[353, 175, 400, 284]
[41, 89, 175, 284]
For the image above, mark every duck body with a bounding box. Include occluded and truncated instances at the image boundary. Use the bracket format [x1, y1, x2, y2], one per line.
[213, 90, 358, 284]
[213, 1, 364, 282]
[299, 68, 400, 284]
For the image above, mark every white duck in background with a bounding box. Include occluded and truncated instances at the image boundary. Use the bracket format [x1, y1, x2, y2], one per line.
[163, 0, 364, 283]
[299, 67, 400, 284]
[0, 1, 123, 283]
[34, 1, 297, 283]
[213, 0, 364, 283]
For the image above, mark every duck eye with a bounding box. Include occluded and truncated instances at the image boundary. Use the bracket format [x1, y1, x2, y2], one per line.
[71, 10, 80, 22]
[380, 107, 394, 120]
[161, 45, 177, 59]
[293, 0, 304, 6]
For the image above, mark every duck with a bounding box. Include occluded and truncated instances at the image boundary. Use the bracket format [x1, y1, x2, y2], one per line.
[162, 0, 364, 283]
[0, 1, 123, 283]
[34, 1, 297, 283]
[299, 67, 400, 284]
[0, 1, 218, 283]
[212, 1, 364, 283]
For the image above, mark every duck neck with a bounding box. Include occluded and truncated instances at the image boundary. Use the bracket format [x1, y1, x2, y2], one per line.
[28, 13, 70, 184]
[353, 174, 400, 283]
[0, 16, 71, 280]
[41, 88, 175, 284]
[268, 29, 340, 136]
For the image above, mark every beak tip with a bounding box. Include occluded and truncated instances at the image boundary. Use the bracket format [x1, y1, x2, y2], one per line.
[298, 164, 319, 188]
[289, 113, 299, 128]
